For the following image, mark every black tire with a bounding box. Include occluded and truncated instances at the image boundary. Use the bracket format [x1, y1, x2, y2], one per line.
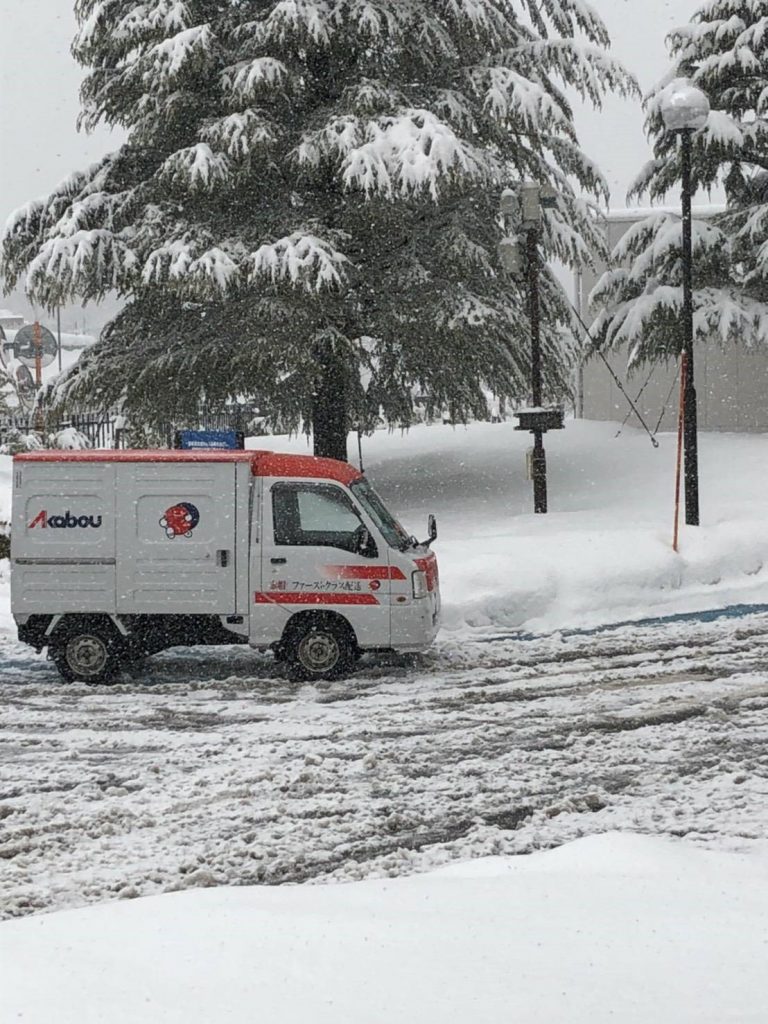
[284, 616, 356, 681]
[49, 620, 123, 684]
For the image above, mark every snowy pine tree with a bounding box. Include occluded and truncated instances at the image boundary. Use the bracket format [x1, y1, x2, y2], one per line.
[591, 0, 768, 362]
[2, 0, 634, 458]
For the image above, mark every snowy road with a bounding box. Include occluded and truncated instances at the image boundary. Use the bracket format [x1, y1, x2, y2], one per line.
[3, 615, 768, 920]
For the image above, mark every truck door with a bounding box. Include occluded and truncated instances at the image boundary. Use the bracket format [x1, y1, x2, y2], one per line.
[116, 461, 237, 615]
[253, 479, 391, 648]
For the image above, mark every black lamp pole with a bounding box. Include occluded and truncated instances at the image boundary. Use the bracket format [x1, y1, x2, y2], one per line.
[663, 79, 708, 527]
[680, 129, 700, 526]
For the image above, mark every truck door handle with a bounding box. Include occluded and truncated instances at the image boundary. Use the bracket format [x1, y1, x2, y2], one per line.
[270, 557, 287, 565]
[216, 550, 230, 568]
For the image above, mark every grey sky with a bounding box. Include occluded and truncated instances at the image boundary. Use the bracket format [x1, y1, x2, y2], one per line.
[0, 1, 118, 223]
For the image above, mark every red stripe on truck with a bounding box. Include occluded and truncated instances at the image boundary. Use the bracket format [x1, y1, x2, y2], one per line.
[254, 592, 379, 606]
[323, 565, 407, 580]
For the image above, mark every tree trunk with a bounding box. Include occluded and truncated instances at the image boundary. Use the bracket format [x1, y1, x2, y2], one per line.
[312, 345, 349, 462]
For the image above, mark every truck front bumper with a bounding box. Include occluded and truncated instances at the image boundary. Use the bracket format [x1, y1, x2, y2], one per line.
[390, 593, 441, 652]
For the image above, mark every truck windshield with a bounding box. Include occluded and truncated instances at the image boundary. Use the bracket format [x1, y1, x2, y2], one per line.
[351, 479, 412, 550]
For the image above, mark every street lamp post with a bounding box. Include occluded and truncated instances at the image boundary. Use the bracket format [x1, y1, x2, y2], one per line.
[498, 183, 562, 514]
[660, 79, 710, 527]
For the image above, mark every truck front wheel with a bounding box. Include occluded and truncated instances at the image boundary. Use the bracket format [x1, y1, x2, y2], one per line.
[49, 620, 123, 684]
[283, 616, 356, 681]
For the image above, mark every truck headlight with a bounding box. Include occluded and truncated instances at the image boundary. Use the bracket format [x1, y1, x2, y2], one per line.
[412, 570, 428, 599]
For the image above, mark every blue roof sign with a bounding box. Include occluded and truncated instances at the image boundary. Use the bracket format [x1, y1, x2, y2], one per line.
[176, 429, 244, 450]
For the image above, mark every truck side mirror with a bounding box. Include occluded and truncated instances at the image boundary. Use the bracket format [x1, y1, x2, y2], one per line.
[426, 514, 437, 546]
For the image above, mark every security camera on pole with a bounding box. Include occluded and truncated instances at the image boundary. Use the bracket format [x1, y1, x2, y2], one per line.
[660, 79, 710, 528]
[498, 183, 564, 514]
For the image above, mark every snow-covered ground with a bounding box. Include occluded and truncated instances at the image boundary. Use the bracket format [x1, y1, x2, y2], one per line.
[4, 611, 768, 922]
[3, 831, 768, 1024]
[3, 419, 768, 1021]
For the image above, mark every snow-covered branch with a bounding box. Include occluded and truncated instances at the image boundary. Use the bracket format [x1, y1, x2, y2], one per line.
[201, 112, 282, 161]
[468, 67, 575, 135]
[27, 229, 138, 303]
[343, 110, 495, 199]
[142, 237, 242, 297]
[221, 58, 295, 103]
[157, 144, 232, 193]
[249, 232, 350, 292]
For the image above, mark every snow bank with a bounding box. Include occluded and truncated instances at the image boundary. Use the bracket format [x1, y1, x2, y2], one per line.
[2, 832, 767, 1024]
[250, 419, 768, 634]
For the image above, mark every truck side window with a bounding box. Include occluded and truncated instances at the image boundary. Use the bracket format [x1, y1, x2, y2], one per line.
[272, 483, 377, 556]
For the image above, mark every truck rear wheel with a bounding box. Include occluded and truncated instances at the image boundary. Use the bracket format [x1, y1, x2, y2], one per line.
[284, 616, 356, 681]
[49, 620, 123, 684]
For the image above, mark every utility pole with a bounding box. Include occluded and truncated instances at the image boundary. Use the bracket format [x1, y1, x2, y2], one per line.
[498, 184, 564, 515]
[33, 320, 44, 433]
[525, 212, 547, 512]
[33, 320, 42, 391]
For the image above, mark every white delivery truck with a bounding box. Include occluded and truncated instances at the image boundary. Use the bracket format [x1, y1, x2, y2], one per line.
[11, 449, 440, 683]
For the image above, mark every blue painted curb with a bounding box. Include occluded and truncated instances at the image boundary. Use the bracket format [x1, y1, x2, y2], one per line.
[476, 603, 768, 645]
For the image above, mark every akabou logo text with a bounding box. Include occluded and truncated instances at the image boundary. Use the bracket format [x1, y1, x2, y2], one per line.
[28, 510, 103, 530]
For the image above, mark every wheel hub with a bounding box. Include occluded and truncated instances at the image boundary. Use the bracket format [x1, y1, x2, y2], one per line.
[298, 632, 340, 672]
[66, 635, 108, 677]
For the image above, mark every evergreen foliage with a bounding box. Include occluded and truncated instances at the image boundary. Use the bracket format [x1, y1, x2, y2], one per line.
[592, 0, 768, 362]
[2, 0, 635, 442]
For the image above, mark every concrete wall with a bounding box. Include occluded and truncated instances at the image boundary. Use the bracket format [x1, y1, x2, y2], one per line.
[579, 211, 768, 433]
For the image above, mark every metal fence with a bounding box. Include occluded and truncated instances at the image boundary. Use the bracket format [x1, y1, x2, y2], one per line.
[0, 406, 264, 450]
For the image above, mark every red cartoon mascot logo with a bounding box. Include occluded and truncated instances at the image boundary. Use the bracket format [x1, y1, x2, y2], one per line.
[159, 502, 200, 539]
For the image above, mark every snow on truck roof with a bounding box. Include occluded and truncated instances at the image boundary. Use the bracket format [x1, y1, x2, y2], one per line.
[14, 449, 363, 485]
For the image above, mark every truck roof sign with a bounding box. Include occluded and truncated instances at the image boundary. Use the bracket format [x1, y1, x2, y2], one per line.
[175, 429, 244, 450]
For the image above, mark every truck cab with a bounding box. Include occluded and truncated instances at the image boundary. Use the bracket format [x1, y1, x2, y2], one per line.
[11, 449, 440, 683]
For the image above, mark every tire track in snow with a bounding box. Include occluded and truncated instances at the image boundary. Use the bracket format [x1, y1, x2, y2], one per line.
[2, 613, 768, 918]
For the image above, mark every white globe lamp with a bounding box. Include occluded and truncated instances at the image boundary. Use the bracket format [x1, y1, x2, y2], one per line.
[660, 78, 710, 132]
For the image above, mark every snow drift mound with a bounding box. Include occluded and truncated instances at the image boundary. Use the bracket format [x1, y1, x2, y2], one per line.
[2, 832, 767, 1024]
